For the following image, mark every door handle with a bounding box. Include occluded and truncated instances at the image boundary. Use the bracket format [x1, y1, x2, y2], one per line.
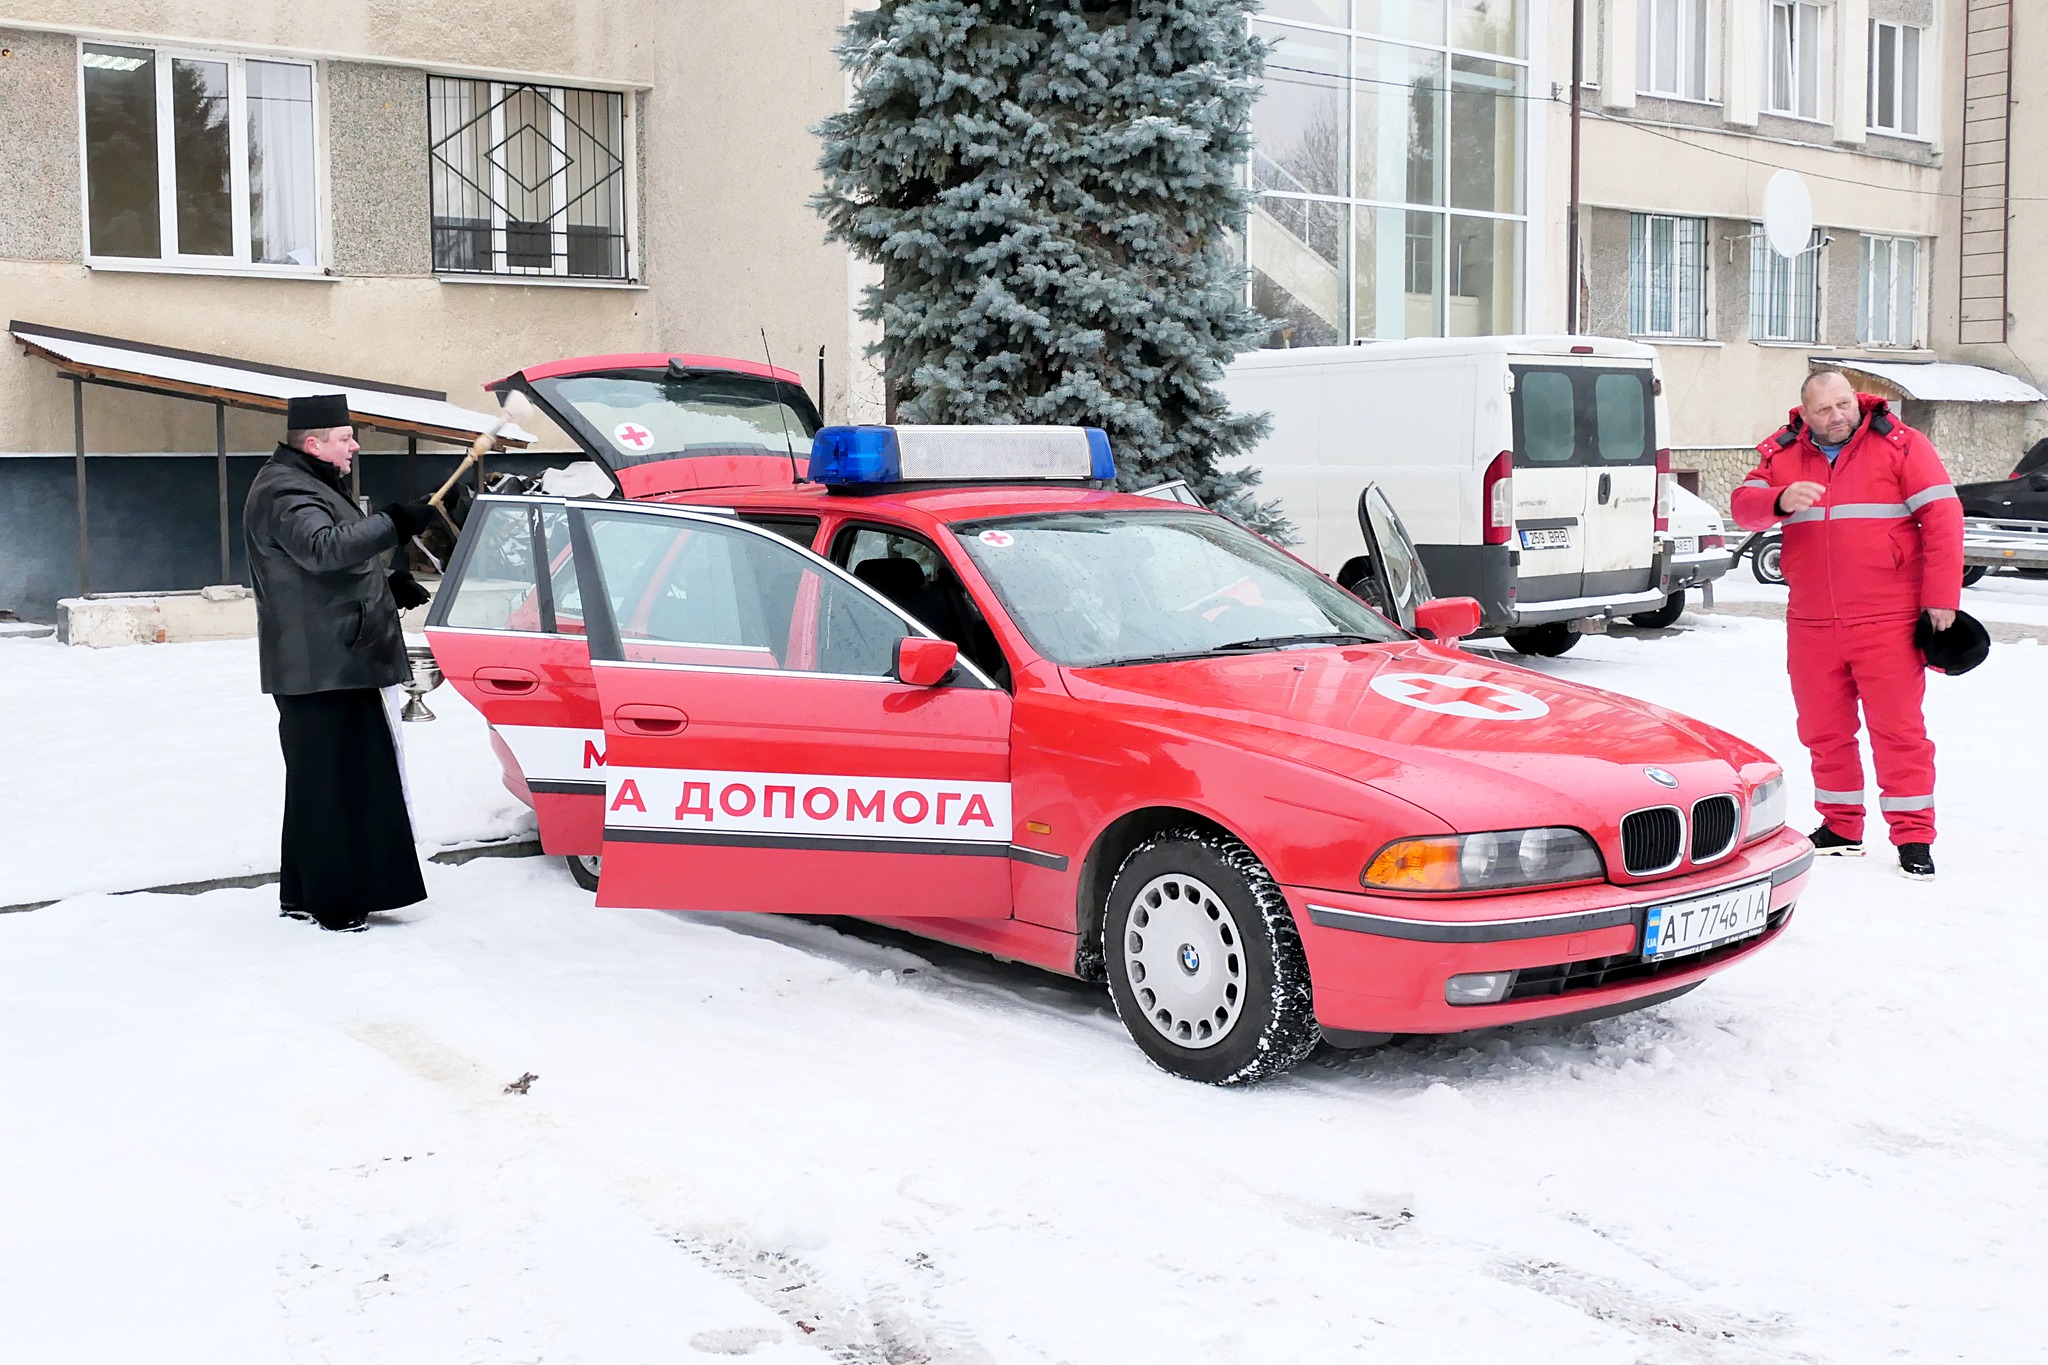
[475, 667, 538, 695]
[614, 703, 689, 736]
[1598, 473, 1613, 505]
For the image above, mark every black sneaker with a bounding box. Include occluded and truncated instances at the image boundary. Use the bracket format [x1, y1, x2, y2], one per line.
[1898, 843, 1935, 881]
[279, 904, 314, 923]
[1809, 824, 1864, 857]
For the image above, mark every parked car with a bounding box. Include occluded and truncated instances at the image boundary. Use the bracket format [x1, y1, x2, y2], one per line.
[1958, 441, 2048, 585]
[423, 414, 1810, 1086]
[1221, 337, 1677, 659]
[1627, 486, 1734, 627]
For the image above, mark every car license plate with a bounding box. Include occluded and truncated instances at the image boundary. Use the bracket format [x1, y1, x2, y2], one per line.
[1520, 527, 1571, 551]
[1674, 535, 1697, 555]
[1642, 879, 1772, 960]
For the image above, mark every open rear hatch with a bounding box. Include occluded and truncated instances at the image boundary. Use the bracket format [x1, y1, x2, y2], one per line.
[489, 353, 820, 498]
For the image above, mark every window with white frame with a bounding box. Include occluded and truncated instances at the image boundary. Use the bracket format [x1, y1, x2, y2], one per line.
[1638, 0, 1709, 100]
[1750, 226, 1822, 342]
[428, 76, 629, 280]
[1860, 236, 1921, 347]
[1628, 213, 1707, 337]
[1867, 21, 1921, 136]
[1764, 0, 1820, 120]
[80, 43, 319, 268]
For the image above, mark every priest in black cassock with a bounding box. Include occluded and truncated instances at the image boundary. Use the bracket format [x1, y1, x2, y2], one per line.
[245, 394, 437, 931]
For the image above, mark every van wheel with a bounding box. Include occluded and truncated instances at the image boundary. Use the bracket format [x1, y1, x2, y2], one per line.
[1103, 828, 1319, 1085]
[566, 854, 601, 892]
[1627, 592, 1686, 629]
[1504, 623, 1579, 656]
[1961, 565, 1988, 588]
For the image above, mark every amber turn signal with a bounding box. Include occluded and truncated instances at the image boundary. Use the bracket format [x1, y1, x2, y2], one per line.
[1362, 838, 1464, 892]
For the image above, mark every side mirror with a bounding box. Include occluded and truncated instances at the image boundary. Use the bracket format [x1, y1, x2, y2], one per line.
[894, 636, 959, 687]
[1413, 597, 1483, 644]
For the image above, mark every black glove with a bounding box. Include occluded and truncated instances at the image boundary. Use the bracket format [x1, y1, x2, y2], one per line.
[382, 501, 436, 538]
[387, 568, 431, 611]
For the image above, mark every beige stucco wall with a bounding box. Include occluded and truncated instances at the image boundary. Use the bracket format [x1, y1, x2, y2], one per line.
[0, 1, 872, 460]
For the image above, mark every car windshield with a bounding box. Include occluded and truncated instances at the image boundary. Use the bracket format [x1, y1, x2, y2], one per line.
[531, 370, 816, 469]
[954, 509, 1405, 667]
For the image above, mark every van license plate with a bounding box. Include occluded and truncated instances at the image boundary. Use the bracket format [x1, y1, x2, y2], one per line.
[1520, 527, 1570, 551]
[1642, 880, 1772, 960]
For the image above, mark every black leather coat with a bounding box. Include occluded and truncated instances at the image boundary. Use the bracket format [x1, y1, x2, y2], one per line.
[244, 445, 410, 695]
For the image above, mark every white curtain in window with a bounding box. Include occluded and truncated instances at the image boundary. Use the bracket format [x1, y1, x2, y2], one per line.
[246, 60, 317, 266]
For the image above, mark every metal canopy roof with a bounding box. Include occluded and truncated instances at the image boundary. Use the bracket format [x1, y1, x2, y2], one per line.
[8, 320, 537, 447]
[1819, 357, 2047, 405]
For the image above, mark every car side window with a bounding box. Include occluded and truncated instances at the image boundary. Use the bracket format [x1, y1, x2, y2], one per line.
[440, 501, 549, 631]
[583, 510, 906, 676]
[831, 525, 1013, 688]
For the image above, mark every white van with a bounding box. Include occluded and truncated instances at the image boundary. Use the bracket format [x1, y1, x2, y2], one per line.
[1222, 336, 1676, 655]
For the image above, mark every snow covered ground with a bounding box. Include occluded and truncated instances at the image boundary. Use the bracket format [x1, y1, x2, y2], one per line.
[3, 606, 2047, 1363]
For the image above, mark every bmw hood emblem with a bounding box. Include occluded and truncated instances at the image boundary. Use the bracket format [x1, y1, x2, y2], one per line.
[1645, 767, 1679, 789]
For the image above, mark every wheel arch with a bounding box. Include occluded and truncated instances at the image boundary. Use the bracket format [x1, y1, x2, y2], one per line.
[1072, 805, 1260, 981]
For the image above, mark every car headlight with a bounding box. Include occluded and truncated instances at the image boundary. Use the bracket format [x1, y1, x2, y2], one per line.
[1743, 774, 1787, 843]
[1362, 828, 1604, 893]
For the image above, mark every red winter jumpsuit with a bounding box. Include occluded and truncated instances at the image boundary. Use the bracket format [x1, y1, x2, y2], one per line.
[1730, 395, 1963, 846]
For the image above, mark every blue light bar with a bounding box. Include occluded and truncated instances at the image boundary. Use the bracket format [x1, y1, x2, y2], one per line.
[808, 424, 1115, 486]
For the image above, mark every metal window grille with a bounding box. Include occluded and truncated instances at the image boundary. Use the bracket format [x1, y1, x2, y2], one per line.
[1749, 226, 1822, 343]
[1860, 236, 1921, 347]
[428, 76, 628, 280]
[1627, 213, 1705, 337]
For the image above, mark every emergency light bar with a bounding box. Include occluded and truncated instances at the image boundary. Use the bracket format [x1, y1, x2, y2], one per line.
[808, 424, 1115, 486]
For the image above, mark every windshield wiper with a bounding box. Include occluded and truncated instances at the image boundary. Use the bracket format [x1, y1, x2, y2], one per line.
[1207, 632, 1380, 653]
[1097, 633, 1381, 667]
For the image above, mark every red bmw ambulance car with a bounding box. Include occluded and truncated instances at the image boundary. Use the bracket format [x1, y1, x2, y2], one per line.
[425, 353, 1810, 1084]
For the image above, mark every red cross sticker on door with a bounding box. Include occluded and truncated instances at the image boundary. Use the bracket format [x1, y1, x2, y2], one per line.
[613, 422, 654, 451]
[1368, 672, 1550, 720]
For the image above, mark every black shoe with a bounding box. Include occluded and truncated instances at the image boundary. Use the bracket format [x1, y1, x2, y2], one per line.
[315, 914, 369, 933]
[1897, 843, 1935, 881]
[1809, 824, 1864, 857]
[279, 904, 315, 923]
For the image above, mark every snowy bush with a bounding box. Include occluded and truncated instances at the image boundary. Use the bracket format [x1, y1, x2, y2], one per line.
[815, 0, 1287, 534]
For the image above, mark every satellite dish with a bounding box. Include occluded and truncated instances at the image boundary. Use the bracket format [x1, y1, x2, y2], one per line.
[1762, 170, 1814, 258]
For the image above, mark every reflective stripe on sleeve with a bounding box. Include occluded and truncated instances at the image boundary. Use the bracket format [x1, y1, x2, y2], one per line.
[1740, 479, 1772, 490]
[1828, 502, 1911, 520]
[1905, 484, 1958, 512]
[1813, 787, 1865, 804]
[1785, 508, 1824, 524]
[1879, 794, 1935, 812]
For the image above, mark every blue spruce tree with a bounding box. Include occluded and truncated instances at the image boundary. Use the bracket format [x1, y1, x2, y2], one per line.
[815, 0, 1284, 532]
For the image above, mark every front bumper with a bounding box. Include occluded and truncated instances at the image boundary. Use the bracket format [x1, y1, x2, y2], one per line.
[1288, 826, 1811, 1035]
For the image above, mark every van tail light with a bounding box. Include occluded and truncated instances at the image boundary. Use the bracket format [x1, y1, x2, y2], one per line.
[1483, 450, 1513, 546]
[1654, 448, 1673, 533]
[1701, 532, 1725, 550]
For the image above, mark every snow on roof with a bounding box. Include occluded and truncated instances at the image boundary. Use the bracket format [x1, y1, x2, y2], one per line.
[1824, 358, 2046, 404]
[8, 321, 538, 447]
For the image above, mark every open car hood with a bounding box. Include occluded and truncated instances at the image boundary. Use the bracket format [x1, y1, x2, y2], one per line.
[489, 353, 818, 498]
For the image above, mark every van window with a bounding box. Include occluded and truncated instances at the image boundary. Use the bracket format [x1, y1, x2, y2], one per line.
[1511, 365, 1657, 467]
[1519, 372, 1576, 464]
[1593, 372, 1652, 463]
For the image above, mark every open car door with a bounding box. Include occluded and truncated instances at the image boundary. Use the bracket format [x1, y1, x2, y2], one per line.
[426, 495, 606, 855]
[1350, 484, 1436, 630]
[562, 500, 1015, 918]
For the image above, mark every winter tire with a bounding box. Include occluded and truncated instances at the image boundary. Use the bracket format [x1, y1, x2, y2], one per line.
[1103, 827, 1318, 1085]
[1627, 592, 1686, 629]
[1961, 565, 1988, 588]
[566, 854, 601, 892]
[1504, 623, 1579, 657]
[1751, 539, 1785, 585]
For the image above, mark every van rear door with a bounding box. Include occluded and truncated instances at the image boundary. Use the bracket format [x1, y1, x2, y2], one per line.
[1508, 367, 1587, 600]
[1508, 362, 1659, 604]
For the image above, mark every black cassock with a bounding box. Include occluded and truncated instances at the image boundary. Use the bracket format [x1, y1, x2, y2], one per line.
[275, 689, 426, 927]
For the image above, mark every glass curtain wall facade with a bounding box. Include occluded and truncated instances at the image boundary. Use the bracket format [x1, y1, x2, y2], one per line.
[1248, 0, 1527, 348]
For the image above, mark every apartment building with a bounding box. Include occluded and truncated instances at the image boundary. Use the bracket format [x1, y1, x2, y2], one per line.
[0, 2, 874, 621]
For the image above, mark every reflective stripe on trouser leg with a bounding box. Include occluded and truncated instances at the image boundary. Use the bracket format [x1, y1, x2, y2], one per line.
[1845, 619, 1936, 845]
[1787, 622, 1867, 842]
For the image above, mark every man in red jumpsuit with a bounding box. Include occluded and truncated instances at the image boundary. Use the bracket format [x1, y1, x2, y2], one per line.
[1731, 368, 1963, 880]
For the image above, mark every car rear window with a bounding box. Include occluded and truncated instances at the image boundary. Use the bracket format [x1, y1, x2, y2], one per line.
[1511, 365, 1656, 467]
